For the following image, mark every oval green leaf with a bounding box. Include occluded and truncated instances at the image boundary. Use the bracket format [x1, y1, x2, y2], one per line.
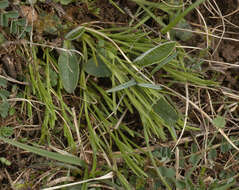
[58, 51, 79, 93]
[133, 41, 176, 66]
[212, 116, 226, 129]
[84, 56, 111, 78]
[152, 98, 178, 126]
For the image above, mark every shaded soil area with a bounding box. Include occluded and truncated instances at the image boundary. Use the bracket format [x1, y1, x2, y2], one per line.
[186, 0, 239, 90]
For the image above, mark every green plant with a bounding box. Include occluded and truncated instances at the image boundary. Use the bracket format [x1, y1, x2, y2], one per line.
[48, 24, 216, 187]
[0, 126, 13, 137]
[0, 157, 11, 166]
[0, 136, 86, 167]
[1, 0, 237, 189]
[0, 0, 32, 38]
[0, 78, 10, 118]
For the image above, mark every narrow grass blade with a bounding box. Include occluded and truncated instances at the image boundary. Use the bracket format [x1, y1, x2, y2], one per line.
[0, 136, 86, 167]
[131, 0, 177, 11]
[161, 0, 206, 34]
[106, 79, 137, 93]
[137, 83, 162, 90]
[139, 4, 165, 27]
[116, 171, 133, 190]
[143, 125, 172, 190]
[165, 66, 217, 86]
[108, 0, 125, 14]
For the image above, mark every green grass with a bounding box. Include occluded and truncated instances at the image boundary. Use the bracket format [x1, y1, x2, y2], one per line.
[0, 0, 239, 189]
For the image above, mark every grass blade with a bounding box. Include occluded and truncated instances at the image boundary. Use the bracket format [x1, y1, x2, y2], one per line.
[137, 83, 162, 90]
[106, 79, 137, 93]
[161, 0, 206, 34]
[0, 136, 86, 167]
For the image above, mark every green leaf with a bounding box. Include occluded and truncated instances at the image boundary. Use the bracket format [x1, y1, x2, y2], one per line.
[65, 26, 85, 40]
[106, 79, 137, 93]
[176, 180, 186, 189]
[84, 56, 111, 78]
[161, 0, 206, 34]
[214, 180, 236, 190]
[189, 154, 200, 165]
[60, 0, 72, 5]
[0, 78, 7, 87]
[5, 11, 19, 18]
[10, 18, 31, 35]
[0, 157, 11, 166]
[0, 14, 8, 27]
[0, 136, 86, 167]
[0, 126, 13, 137]
[0, 0, 8, 9]
[0, 89, 10, 99]
[212, 116, 226, 128]
[159, 166, 175, 179]
[58, 51, 79, 93]
[152, 98, 178, 126]
[191, 143, 198, 153]
[133, 41, 176, 66]
[15, 18, 27, 26]
[170, 19, 193, 42]
[220, 142, 231, 153]
[116, 171, 133, 190]
[137, 83, 162, 90]
[208, 149, 217, 160]
[0, 11, 19, 27]
[151, 52, 177, 75]
[158, 166, 175, 182]
[49, 68, 58, 87]
[10, 20, 17, 34]
[25, 25, 32, 32]
[0, 32, 5, 44]
[0, 101, 9, 118]
[165, 66, 217, 86]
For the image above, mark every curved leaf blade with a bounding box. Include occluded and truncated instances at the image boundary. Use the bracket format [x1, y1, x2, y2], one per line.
[106, 79, 137, 93]
[65, 26, 85, 40]
[137, 83, 162, 90]
[0, 136, 86, 167]
[133, 41, 176, 66]
[58, 51, 79, 93]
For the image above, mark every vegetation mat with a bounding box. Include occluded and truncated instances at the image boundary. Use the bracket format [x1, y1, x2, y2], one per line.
[0, 0, 239, 189]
